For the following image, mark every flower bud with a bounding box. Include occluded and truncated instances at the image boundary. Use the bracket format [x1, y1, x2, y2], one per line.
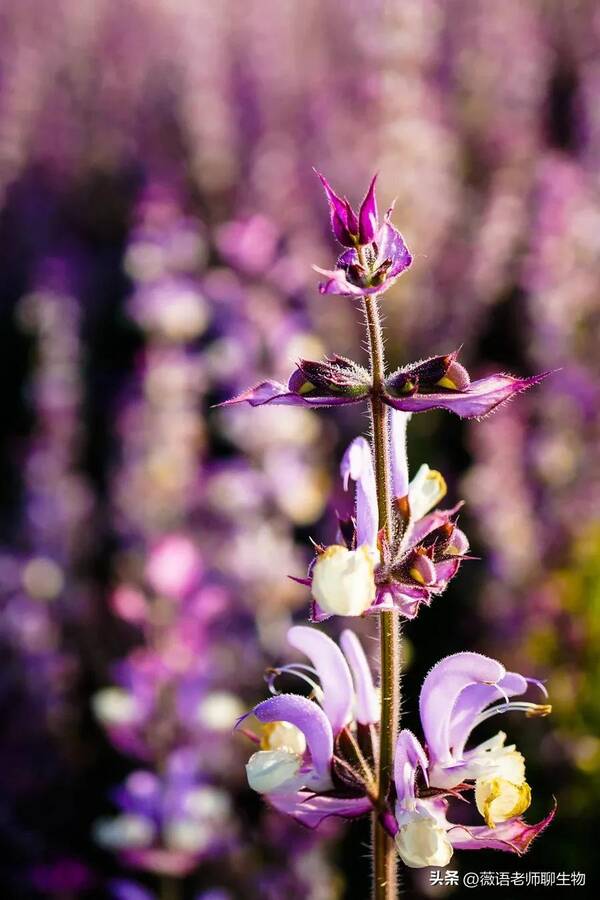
[436, 359, 471, 391]
[288, 357, 370, 399]
[385, 352, 471, 397]
[311, 544, 376, 617]
[395, 816, 454, 868]
[246, 749, 302, 794]
[358, 174, 379, 245]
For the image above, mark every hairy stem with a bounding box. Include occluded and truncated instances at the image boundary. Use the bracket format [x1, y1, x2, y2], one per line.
[362, 293, 401, 900]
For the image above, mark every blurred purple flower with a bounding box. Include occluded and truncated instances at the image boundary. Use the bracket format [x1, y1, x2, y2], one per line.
[95, 755, 234, 877]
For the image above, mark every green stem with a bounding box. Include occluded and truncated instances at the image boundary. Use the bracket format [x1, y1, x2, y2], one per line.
[362, 293, 401, 900]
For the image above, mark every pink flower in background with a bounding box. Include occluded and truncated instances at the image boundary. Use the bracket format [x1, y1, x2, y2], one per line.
[145, 534, 203, 599]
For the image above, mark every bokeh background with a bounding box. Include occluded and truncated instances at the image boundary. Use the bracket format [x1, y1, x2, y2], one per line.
[0, 1, 599, 898]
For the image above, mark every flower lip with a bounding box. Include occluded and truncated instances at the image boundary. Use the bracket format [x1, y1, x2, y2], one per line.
[475, 774, 532, 829]
[395, 814, 454, 868]
[311, 544, 376, 617]
[246, 749, 303, 795]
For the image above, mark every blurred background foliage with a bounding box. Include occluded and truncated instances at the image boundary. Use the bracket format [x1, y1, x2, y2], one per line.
[0, 1, 598, 897]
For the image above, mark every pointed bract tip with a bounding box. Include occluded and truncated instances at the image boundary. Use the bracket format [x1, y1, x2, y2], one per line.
[358, 173, 379, 244]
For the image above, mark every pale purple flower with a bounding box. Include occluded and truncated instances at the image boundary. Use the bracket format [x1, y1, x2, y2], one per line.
[240, 626, 375, 827]
[391, 652, 554, 867]
[242, 636, 554, 865]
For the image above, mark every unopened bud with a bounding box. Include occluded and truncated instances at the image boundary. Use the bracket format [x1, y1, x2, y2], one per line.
[436, 359, 471, 391]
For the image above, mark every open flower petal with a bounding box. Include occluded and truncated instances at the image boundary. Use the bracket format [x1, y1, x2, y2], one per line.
[419, 653, 505, 765]
[287, 626, 354, 735]
[448, 672, 529, 758]
[268, 791, 371, 829]
[340, 629, 379, 725]
[394, 730, 429, 810]
[341, 436, 378, 550]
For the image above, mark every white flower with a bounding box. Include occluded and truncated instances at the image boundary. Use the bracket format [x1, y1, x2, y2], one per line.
[311, 544, 376, 616]
[246, 749, 302, 794]
[395, 814, 454, 868]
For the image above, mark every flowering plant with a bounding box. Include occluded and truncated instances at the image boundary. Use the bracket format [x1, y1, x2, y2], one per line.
[224, 172, 553, 897]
